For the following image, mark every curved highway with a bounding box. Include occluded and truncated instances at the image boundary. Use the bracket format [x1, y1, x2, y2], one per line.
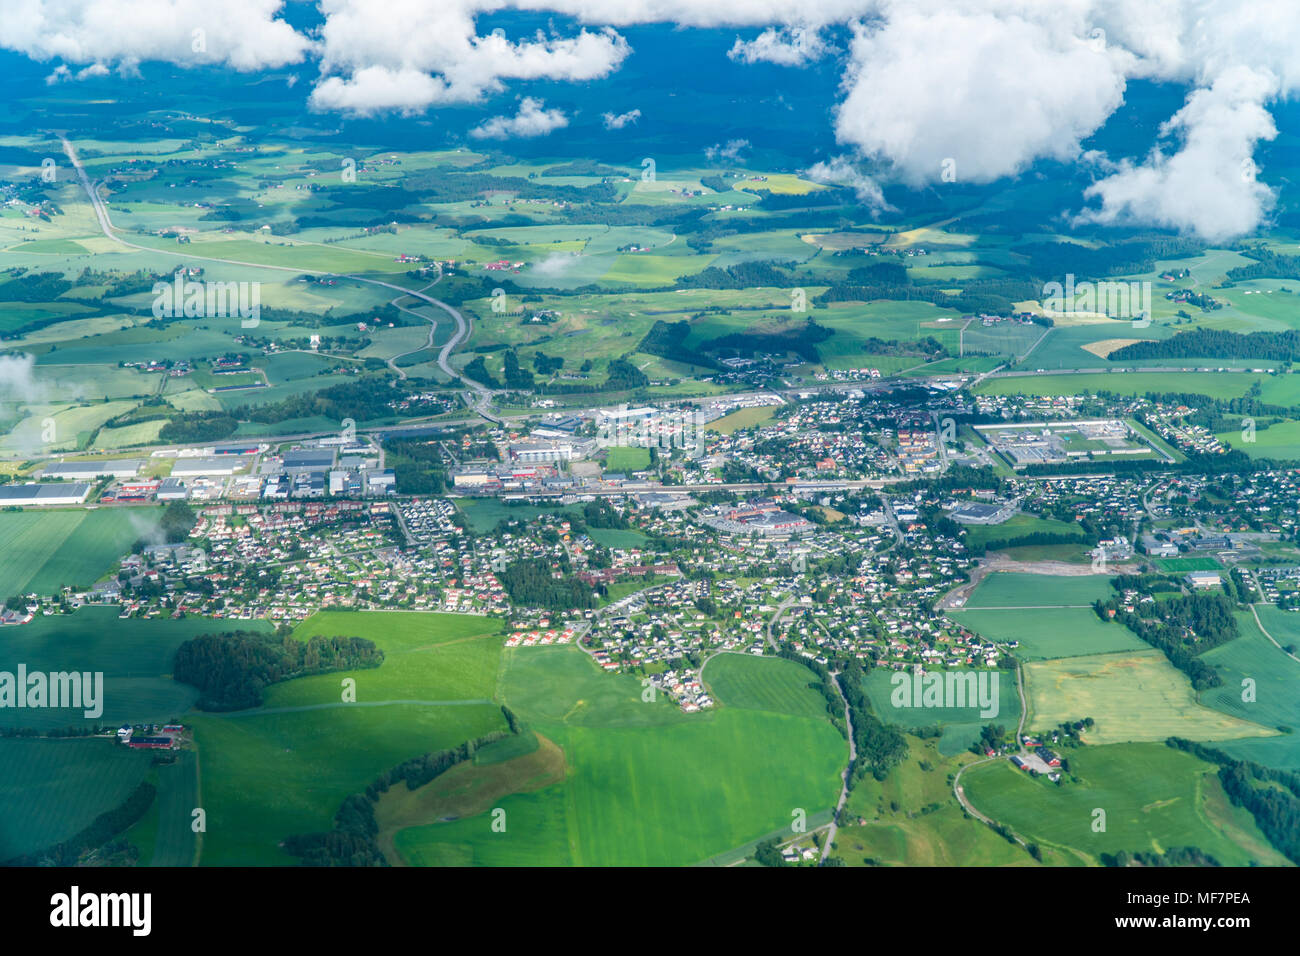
[61, 136, 499, 423]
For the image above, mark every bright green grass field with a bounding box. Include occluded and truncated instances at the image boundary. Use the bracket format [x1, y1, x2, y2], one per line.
[0, 507, 159, 597]
[962, 743, 1290, 866]
[191, 702, 508, 865]
[1198, 610, 1300, 771]
[963, 515, 1086, 550]
[976, 371, 1294, 404]
[961, 572, 1114, 608]
[0, 737, 152, 862]
[0, 606, 271, 730]
[0, 510, 83, 596]
[1215, 419, 1300, 460]
[394, 647, 846, 866]
[454, 498, 580, 534]
[604, 446, 651, 471]
[123, 750, 199, 866]
[258, 611, 503, 708]
[702, 652, 833, 720]
[585, 527, 649, 550]
[190, 610, 509, 864]
[948, 608, 1146, 661]
[1154, 556, 1224, 572]
[862, 668, 1021, 755]
[833, 736, 1040, 866]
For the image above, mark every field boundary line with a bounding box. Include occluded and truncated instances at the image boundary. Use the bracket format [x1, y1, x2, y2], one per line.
[211, 698, 493, 718]
[1249, 603, 1300, 664]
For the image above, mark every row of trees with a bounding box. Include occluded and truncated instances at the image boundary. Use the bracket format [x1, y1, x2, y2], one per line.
[1094, 591, 1238, 690]
[1167, 738, 1300, 864]
[173, 631, 383, 710]
[283, 718, 518, 866]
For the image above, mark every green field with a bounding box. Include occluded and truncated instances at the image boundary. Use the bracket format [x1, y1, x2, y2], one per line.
[862, 668, 1021, 755]
[0, 738, 152, 862]
[585, 527, 650, 549]
[191, 610, 511, 864]
[377, 730, 566, 863]
[1197, 610, 1300, 771]
[832, 736, 1042, 866]
[962, 743, 1290, 866]
[963, 514, 1086, 550]
[1023, 650, 1278, 744]
[702, 652, 834, 720]
[948, 572, 1131, 662]
[960, 572, 1114, 608]
[0, 606, 270, 730]
[949, 607, 1145, 660]
[975, 371, 1296, 404]
[391, 647, 846, 866]
[124, 750, 199, 866]
[0, 507, 163, 597]
[192, 701, 507, 865]
[259, 611, 503, 708]
[1154, 556, 1223, 572]
[604, 446, 651, 472]
[1215, 418, 1300, 460]
[454, 498, 580, 534]
[706, 406, 777, 434]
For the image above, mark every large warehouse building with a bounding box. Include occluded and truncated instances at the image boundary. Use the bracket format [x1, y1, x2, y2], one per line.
[0, 482, 92, 506]
[172, 457, 243, 477]
[42, 459, 142, 480]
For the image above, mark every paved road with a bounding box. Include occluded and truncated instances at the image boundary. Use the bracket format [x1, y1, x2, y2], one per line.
[1247, 598, 1300, 664]
[765, 596, 798, 649]
[953, 757, 1004, 827]
[62, 135, 498, 422]
[1014, 662, 1028, 747]
[820, 671, 857, 866]
[60, 136, 1222, 484]
[384, 279, 440, 381]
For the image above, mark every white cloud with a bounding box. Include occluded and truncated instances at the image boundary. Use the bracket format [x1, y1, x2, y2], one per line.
[533, 0, 874, 29]
[805, 156, 891, 212]
[310, 0, 631, 114]
[531, 252, 584, 276]
[706, 138, 750, 161]
[602, 108, 641, 129]
[469, 97, 569, 139]
[0, 354, 41, 404]
[6, 1, 1300, 240]
[834, 5, 1131, 187]
[0, 0, 310, 72]
[310, 67, 453, 116]
[1075, 66, 1280, 241]
[728, 26, 828, 66]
